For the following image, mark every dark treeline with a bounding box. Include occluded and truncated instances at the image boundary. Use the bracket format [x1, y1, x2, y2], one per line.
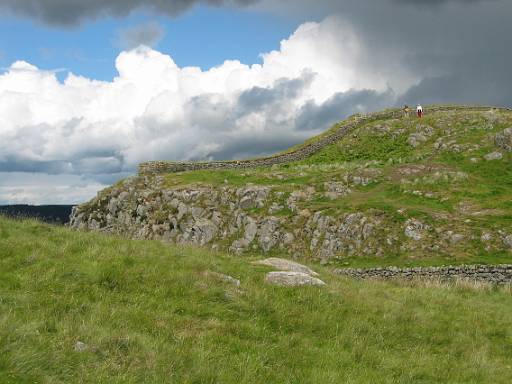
[0, 205, 75, 225]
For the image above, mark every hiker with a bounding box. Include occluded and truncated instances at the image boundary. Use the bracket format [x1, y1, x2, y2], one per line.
[403, 105, 410, 118]
[416, 104, 423, 118]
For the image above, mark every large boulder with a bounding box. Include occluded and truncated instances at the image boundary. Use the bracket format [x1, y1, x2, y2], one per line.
[265, 271, 326, 287]
[253, 257, 319, 276]
[484, 151, 503, 161]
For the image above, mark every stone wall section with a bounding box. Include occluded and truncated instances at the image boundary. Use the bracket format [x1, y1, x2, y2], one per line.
[138, 105, 510, 175]
[334, 264, 512, 284]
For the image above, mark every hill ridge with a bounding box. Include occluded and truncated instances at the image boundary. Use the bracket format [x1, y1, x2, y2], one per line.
[139, 104, 510, 175]
[72, 104, 512, 267]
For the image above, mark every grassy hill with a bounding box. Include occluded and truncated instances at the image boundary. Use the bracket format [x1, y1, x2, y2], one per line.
[71, 106, 512, 267]
[1, 217, 512, 383]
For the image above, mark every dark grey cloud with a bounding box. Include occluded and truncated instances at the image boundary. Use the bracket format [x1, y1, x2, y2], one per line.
[0, 0, 258, 26]
[238, 73, 314, 112]
[116, 21, 165, 49]
[393, 0, 494, 5]
[265, 0, 512, 109]
[296, 89, 394, 132]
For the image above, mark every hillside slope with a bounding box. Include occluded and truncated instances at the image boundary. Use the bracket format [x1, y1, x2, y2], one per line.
[70, 105, 512, 267]
[1, 217, 512, 383]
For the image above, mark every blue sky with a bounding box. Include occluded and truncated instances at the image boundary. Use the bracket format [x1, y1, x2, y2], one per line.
[0, 6, 306, 81]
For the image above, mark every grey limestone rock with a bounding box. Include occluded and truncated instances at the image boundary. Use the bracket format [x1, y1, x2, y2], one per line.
[324, 182, 351, 200]
[229, 238, 250, 254]
[484, 151, 503, 161]
[74, 341, 87, 352]
[265, 271, 326, 287]
[404, 218, 428, 241]
[253, 257, 319, 276]
[495, 127, 512, 151]
[184, 219, 217, 246]
[407, 133, 427, 147]
[503, 235, 512, 249]
[258, 217, 281, 252]
[241, 217, 257, 242]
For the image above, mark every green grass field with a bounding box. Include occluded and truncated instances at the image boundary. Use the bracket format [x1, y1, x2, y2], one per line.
[1, 217, 511, 383]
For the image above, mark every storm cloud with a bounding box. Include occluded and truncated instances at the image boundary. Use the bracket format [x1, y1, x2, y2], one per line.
[0, 0, 258, 26]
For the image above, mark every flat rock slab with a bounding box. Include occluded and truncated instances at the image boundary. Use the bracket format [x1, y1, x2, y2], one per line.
[253, 257, 319, 276]
[265, 271, 326, 287]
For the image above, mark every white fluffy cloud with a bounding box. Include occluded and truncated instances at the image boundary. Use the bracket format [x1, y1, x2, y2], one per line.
[0, 16, 408, 204]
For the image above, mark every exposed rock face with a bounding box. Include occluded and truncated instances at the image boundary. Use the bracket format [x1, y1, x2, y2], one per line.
[258, 217, 281, 252]
[264, 271, 326, 287]
[70, 172, 512, 261]
[70, 106, 512, 262]
[495, 128, 512, 151]
[404, 218, 428, 241]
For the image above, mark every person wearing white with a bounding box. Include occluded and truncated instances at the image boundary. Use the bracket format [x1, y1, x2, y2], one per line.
[416, 104, 423, 118]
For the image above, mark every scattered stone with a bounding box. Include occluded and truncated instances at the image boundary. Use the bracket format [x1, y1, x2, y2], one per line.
[264, 271, 326, 287]
[503, 235, 512, 249]
[253, 257, 319, 276]
[481, 232, 493, 242]
[449, 233, 465, 244]
[324, 182, 351, 200]
[484, 151, 503, 161]
[74, 341, 87, 352]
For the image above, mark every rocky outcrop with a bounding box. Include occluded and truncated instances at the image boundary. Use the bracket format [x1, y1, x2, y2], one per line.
[70, 172, 512, 260]
[70, 105, 512, 262]
[495, 127, 512, 151]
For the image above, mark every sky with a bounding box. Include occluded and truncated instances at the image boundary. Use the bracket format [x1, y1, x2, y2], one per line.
[0, 0, 511, 205]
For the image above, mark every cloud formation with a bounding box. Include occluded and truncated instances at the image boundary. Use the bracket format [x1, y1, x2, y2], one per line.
[0, 15, 398, 204]
[2, 0, 512, 204]
[116, 21, 165, 49]
[0, 0, 257, 26]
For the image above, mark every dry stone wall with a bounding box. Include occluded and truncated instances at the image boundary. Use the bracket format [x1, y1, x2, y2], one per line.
[334, 264, 512, 284]
[138, 105, 510, 175]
